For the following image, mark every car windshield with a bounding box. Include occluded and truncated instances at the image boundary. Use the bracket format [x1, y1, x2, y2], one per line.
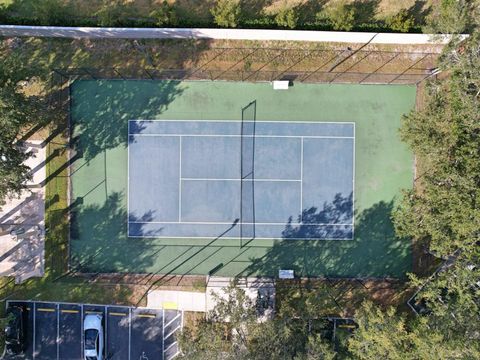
[5, 325, 16, 338]
[85, 329, 98, 350]
[86, 357, 97, 360]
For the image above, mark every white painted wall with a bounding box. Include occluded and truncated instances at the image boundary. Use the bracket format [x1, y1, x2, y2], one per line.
[0, 25, 467, 44]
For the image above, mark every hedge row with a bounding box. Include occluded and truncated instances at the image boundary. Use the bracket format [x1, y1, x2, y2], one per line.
[0, 8, 423, 34]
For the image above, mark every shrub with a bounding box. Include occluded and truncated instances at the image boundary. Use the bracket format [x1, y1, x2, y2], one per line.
[319, 0, 355, 31]
[210, 0, 241, 28]
[386, 9, 415, 33]
[150, 1, 178, 27]
[96, 1, 134, 27]
[424, 0, 473, 34]
[33, 0, 74, 26]
[274, 2, 299, 29]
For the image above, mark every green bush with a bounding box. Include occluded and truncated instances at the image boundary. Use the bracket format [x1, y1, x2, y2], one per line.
[96, 0, 135, 27]
[319, 0, 356, 31]
[150, 1, 178, 27]
[33, 0, 74, 26]
[210, 0, 241, 28]
[274, 3, 299, 29]
[425, 0, 473, 34]
[386, 9, 415, 33]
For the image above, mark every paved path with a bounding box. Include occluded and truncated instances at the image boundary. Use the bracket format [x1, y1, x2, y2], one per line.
[0, 25, 460, 44]
[0, 140, 45, 284]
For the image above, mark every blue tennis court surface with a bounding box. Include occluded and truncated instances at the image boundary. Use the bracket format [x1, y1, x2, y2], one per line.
[128, 120, 355, 240]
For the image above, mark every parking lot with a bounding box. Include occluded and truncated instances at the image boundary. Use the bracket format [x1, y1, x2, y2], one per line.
[5, 301, 183, 360]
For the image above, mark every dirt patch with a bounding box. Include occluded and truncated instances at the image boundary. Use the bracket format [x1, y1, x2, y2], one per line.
[75, 272, 207, 291]
[275, 278, 413, 317]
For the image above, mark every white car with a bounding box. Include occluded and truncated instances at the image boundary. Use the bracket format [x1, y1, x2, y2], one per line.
[84, 314, 104, 360]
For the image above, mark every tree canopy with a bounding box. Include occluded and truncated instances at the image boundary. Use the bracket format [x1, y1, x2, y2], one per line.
[177, 283, 336, 360]
[0, 45, 41, 207]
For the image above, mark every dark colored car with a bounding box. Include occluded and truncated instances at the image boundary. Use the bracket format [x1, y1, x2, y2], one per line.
[4, 305, 27, 355]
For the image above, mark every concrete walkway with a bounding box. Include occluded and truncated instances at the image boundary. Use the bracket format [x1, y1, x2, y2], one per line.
[0, 25, 462, 45]
[0, 141, 45, 283]
[147, 290, 206, 312]
[147, 277, 275, 320]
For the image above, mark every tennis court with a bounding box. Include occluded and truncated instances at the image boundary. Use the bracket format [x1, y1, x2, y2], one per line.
[70, 80, 415, 278]
[128, 120, 354, 240]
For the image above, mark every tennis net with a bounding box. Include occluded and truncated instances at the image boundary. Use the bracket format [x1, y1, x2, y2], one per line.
[240, 101, 256, 245]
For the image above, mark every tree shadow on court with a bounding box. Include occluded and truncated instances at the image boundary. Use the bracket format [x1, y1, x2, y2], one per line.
[70, 80, 184, 162]
[242, 197, 411, 279]
[69, 192, 160, 273]
[282, 192, 353, 240]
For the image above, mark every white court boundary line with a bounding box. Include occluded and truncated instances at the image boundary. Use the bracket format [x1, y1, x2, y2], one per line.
[127, 119, 355, 241]
[130, 133, 354, 139]
[352, 122, 356, 239]
[128, 234, 354, 240]
[127, 132, 130, 239]
[181, 177, 301, 182]
[131, 119, 356, 125]
[300, 138, 304, 222]
[129, 221, 352, 226]
[178, 137, 182, 222]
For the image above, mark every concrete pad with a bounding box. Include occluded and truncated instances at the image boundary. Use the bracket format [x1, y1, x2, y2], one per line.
[147, 290, 206, 312]
[0, 141, 45, 283]
[206, 277, 275, 321]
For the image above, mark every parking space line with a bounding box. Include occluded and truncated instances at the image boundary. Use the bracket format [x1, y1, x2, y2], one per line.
[81, 305, 84, 359]
[56, 304, 60, 360]
[162, 309, 165, 360]
[33, 302, 36, 360]
[61, 309, 79, 313]
[105, 306, 108, 360]
[164, 325, 181, 340]
[164, 313, 181, 328]
[137, 313, 156, 318]
[128, 308, 132, 360]
[164, 341, 177, 353]
[10, 301, 183, 360]
[37, 308, 55, 312]
[110, 312, 128, 316]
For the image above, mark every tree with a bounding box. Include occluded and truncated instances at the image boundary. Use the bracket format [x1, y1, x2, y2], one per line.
[211, 0, 242, 28]
[297, 335, 336, 360]
[0, 49, 39, 207]
[318, 1, 356, 31]
[348, 302, 411, 360]
[33, 0, 74, 26]
[424, 0, 478, 34]
[348, 301, 479, 359]
[96, 0, 134, 27]
[393, 33, 480, 259]
[178, 282, 337, 359]
[386, 9, 415, 33]
[391, 29, 480, 359]
[177, 282, 256, 359]
[275, 2, 299, 29]
[150, 1, 178, 27]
